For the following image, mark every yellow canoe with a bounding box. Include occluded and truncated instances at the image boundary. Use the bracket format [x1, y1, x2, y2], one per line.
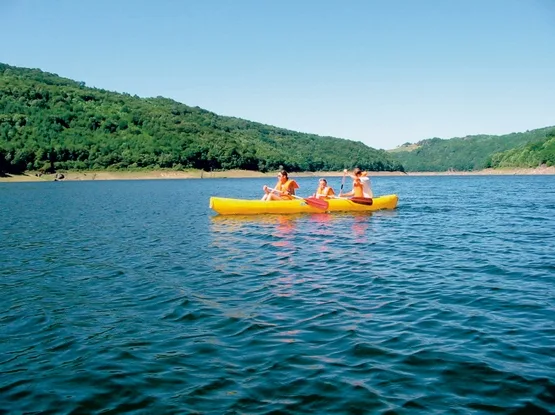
[209, 194, 399, 215]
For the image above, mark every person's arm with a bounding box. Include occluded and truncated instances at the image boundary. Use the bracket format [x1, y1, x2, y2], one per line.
[264, 180, 283, 194]
[263, 184, 279, 194]
[343, 169, 356, 179]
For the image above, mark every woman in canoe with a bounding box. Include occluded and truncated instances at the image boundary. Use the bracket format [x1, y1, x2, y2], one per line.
[313, 178, 335, 199]
[261, 170, 300, 201]
[340, 168, 373, 198]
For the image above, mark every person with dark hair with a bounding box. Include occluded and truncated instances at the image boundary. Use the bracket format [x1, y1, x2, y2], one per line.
[340, 168, 373, 198]
[313, 178, 335, 199]
[261, 170, 300, 201]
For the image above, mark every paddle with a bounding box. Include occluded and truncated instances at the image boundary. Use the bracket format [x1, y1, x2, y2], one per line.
[266, 187, 329, 210]
[291, 194, 329, 210]
[340, 170, 346, 194]
[330, 195, 373, 206]
[349, 197, 373, 206]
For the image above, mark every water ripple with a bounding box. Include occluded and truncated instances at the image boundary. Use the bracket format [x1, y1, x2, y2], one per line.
[1, 176, 554, 414]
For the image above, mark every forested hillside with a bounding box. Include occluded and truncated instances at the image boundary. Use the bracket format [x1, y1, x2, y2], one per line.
[0, 63, 404, 174]
[489, 131, 555, 168]
[389, 127, 555, 172]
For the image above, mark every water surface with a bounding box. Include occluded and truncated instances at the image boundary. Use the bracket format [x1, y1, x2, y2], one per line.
[1, 175, 554, 414]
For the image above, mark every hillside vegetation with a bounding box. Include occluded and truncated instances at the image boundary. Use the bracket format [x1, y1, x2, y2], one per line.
[0, 63, 404, 175]
[389, 127, 555, 172]
[489, 131, 555, 168]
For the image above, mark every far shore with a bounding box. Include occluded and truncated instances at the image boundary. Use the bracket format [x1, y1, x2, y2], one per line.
[1, 166, 554, 183]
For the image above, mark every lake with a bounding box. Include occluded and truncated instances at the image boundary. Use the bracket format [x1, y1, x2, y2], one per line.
[1, 175, 554, 414]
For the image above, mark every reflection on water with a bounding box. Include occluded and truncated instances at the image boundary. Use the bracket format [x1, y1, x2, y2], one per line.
[209, 212, 381, 300]
[274, 215, 296, 249]
[209, 212, 389, 270]
[209, 212, 381, 262]
[352, 213, 372, 243]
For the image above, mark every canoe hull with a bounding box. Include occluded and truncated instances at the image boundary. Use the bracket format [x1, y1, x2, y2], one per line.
[209, 194, 398, 215]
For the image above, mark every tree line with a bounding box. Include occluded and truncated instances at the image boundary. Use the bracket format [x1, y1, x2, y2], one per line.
[0, 63, 404, 175]
[389, 127, 555, 172]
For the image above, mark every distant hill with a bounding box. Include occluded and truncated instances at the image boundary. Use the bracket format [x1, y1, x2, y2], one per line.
[388, 127, 555, 172]
[0, 63, 404, 174]
[489, 131, 555, 168]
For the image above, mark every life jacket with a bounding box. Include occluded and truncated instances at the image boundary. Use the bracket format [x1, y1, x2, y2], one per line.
[352, 172, 373, 198]
[316, 186, 335, 198]
[276, 179, 299, 200]
[353, 179, 364, 198]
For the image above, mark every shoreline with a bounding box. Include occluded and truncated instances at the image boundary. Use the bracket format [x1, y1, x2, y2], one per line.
[1, 166, 554, 183]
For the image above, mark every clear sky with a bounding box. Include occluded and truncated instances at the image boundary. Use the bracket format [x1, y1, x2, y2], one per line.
[1, 0, 554, 149]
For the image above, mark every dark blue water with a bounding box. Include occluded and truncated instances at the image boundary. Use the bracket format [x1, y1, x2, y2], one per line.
[1, 175, 554, 414]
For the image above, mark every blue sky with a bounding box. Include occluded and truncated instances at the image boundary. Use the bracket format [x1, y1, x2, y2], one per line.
[1, 0, 554, 149]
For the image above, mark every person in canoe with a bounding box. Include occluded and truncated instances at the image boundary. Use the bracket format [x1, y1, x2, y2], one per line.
[312, 178, 335, 199]
[340, 168, 373, 198]
[261, 170, 300, 201]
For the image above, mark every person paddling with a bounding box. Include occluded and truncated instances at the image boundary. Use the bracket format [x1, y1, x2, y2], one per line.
[340, 168, 373, 198]
[261, 170, 300, 201]
[313, 178, 335, 199]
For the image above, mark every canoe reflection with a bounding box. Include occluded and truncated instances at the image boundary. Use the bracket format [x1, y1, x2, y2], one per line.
[352, 213, 370, 243]
[208, 212, 383, 298]
[209, 214, 301, 261]
[209, 211, 381, 247]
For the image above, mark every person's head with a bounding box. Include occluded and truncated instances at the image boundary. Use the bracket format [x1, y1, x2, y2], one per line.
[278, 170, 288, 182]
[353, 167, 362, 177]
[318, 178, 327, 188]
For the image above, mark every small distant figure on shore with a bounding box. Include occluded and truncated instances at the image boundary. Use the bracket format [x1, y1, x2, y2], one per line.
[340, 168, 373, 198]
[261, 170, 299, 201]
[313, 178, 335, 199]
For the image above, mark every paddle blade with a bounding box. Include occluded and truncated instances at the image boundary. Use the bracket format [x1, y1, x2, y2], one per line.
[305, 197, 329, 210]
[350, 197, 373, 206]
